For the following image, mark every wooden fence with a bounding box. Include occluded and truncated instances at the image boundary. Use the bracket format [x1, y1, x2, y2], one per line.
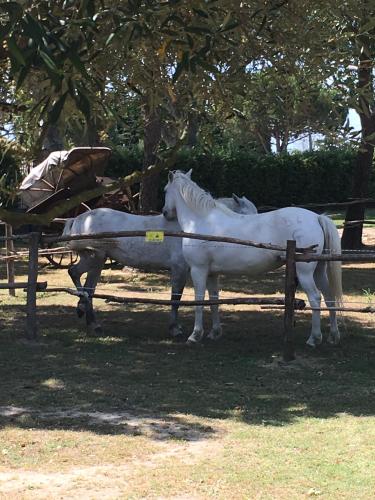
[2, 227, 375, 362]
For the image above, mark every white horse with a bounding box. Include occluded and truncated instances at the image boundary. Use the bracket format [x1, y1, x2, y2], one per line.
[162, 170, 343, 348]
[63, 175, 256, 336]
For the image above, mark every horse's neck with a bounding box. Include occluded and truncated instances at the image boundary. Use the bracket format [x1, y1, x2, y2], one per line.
[175, 190, 202, 232]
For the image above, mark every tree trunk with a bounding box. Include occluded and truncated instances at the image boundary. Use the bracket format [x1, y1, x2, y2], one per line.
[255, 129, 272, 154]
[186, 111, 199, 147]
[139, 103, 162, 213]
[342, 42, 375, 249]
[85, 119, 101, 146]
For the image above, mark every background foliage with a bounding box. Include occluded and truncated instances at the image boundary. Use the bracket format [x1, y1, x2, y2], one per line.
[0, 138, 22, 207]
[107, 146, 361, 208]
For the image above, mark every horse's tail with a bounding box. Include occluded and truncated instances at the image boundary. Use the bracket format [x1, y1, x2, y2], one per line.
[62, 214, 99, 252]
[62, 218, 79, 250]
[62, 218, 75, 237]
[318, 214, 343, 303]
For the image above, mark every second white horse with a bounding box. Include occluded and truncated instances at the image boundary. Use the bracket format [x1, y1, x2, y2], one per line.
[64, 171, 256, 336]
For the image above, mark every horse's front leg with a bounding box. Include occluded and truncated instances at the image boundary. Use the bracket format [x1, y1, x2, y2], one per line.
[206, 274, 222, 341]
[68, 252, 87, 318]
[187, 266, 208, 345]
[169, 264, 188, 338]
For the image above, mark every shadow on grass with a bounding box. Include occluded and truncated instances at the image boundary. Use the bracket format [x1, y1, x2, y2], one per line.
[0, 301, 374, 440]
[342, 266, 375, 296]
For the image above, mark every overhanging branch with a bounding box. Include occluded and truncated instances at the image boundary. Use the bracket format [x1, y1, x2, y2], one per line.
[0, 133, 186, 227]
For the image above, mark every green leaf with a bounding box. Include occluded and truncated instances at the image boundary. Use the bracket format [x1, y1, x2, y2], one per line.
[39, 49, 60, 73]
[105, 32, 116, 46]
[7, 37, 26, 66]
[22, 13, 45, 42]
[15, 63, 31, 90]
[68, 50, 89, 78]
[192, 8, 209, 18]
[185, 25, 212, 34]
[38, 96, 51, 121]
[219, 11, 240, 33]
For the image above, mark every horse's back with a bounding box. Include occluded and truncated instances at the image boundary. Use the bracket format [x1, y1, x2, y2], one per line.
[66, 208, 183, 270]
[182, 206, 325, 275]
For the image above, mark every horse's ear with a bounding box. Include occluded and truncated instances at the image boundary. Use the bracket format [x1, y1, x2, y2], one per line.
[186, 169, 193, 178]
[232, 193, 241, 204]
[168, 171, 174, 182]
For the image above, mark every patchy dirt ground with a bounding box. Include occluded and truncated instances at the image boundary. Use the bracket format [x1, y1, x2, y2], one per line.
[0, 243, 375, 499]
[339, 226, 375, 246]
[0, 405, 221, 500]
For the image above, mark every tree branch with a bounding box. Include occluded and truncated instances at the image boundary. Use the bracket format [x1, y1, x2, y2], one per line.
[0, 132, 186, 227]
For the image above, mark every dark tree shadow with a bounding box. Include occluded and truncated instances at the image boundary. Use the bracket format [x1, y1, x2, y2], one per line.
[0, 299, 374, 440]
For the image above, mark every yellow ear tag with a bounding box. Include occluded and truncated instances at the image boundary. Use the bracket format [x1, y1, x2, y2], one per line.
[145, 231, 165, 243]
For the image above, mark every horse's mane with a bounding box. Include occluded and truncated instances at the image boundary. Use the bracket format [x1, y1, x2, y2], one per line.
[172, 171, 235, 216]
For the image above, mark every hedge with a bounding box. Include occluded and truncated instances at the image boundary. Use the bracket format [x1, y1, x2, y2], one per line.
[107, 147, 366, 209]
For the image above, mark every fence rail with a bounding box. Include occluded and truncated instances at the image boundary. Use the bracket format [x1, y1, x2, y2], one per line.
[42, 229, 316, 254]
[2, 225, 375, 361]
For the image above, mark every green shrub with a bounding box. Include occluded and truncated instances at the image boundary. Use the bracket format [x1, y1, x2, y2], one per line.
[107, 146, 362, 208]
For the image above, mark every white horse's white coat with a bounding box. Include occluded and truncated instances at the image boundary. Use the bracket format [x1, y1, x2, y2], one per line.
[162, 170, 343, 347]
[63, 180, 256, 336]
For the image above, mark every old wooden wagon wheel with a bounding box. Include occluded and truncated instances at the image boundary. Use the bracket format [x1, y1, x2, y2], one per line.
[42, 242, 80, 269]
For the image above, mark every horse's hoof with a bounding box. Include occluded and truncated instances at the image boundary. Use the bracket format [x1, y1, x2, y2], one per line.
[207, 328, 223, 341]
[86, 324, 102, 336]
[186, 335, 202, 346]
[169, 325, 183, 338]
[327, 333, 340, 346]
[94, 325, 103, 335]
[187, 330, 204, 344]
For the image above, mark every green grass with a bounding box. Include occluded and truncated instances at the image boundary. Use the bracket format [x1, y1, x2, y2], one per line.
[0, 262, 374, 498]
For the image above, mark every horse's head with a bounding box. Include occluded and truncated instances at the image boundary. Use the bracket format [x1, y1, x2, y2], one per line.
[162, 169, 192, 220]
[232, 194, 258, 215]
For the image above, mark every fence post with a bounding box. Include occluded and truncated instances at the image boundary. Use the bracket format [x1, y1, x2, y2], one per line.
[5, 224, 16, 297]
[283, 239, 297, 361]
[26, 232, 40, 341]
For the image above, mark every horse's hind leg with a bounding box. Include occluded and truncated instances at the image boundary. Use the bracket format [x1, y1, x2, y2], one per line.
[68, 251, 90, 318]
[296, 262, 322, 347]
[187, 266, 208, 344]
[314, 262, 340, 345]
[82, 253, 106, 336]
[207, 274, 222, 341]
[169, 264, 188, 338]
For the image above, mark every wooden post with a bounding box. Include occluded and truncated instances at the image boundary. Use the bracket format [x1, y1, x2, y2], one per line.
[26, 232, 40, 341]
[5, 224, 16, 297]
[283, 240, 297, 361]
